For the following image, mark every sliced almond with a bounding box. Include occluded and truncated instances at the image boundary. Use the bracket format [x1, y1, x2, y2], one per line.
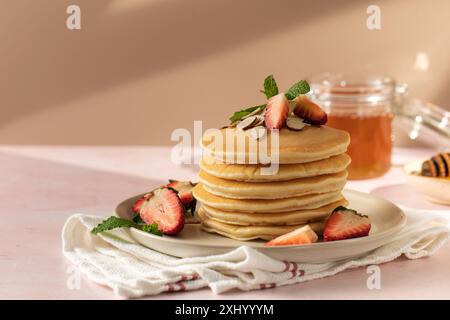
[237, 116, 257, 131]
[241, 106, 263, 120]
[286, 116, 307, 131]
[248, 126, 266, 140]
[221, 121, 238, 129]
[253, 115, 265, 126]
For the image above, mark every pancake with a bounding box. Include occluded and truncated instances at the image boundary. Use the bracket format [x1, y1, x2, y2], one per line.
[201, 126, 350, 164]
[192, 183, 344, 212]
[199, 170, 348, 199]
[200, 153, 351, 182]
[201, 198, 348, 226]
[198, 208, 325, 241]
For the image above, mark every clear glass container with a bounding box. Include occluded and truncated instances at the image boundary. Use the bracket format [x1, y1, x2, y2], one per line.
[307, 73, 396, 180]
[393, 98, 450, 151]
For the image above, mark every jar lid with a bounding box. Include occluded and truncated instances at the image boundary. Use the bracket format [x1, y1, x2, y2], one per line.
[307, 73, 396, 105]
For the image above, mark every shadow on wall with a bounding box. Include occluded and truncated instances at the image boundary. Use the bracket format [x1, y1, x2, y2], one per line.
[2, 0, 361, 128]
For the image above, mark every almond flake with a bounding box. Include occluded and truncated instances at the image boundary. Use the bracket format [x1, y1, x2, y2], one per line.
[286, 116, 307, 131]
[248, 126, 266, 140]
[236, 116, 257, 131]
[253, 115, 265, 127]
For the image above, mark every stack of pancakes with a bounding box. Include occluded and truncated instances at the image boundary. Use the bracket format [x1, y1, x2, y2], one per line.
[192, 126, 351, 241]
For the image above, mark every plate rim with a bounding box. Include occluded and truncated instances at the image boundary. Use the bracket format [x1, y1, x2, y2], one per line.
[116, 189, 407, 249]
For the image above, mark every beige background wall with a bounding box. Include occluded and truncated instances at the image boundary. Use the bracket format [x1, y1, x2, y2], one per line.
[1, 0, 449, 145]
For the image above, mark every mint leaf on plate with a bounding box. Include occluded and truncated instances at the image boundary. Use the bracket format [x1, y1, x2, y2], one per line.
[229, 104, 265, 123]
[91, 216, 135, 234]
[141, 223, 163, 236]
[285, 80, 310, 100]
[91, 216, 162, 236]
[260, 75, 279, 99]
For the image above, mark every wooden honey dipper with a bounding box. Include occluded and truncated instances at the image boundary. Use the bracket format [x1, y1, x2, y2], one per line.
[421, 152, 450, 177]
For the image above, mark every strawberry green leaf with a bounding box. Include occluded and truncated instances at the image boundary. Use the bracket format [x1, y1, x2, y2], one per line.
[332, 206, 361, 215]
[332, 206, 350, 212]
[132, 212, 145, 224]
[183, 198, 197, 216]
[167, 186, 179, 194]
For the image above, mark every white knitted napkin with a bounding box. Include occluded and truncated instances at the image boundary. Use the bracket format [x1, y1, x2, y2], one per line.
[62, 210, 449, 298]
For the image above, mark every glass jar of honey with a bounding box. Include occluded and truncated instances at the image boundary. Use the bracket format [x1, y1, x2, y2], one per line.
[307, 73, 396, 180]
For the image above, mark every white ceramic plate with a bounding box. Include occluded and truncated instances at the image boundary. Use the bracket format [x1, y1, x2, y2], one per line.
[404, 159, 450, 205]
[116, 189, 406, 263]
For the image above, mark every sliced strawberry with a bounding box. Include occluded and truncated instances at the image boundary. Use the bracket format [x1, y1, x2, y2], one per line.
[265, 225, 318, 246]
[323, 206, 371, 241]
[139, 187, 184, 235]
[293, 95, 327, 125]
[166, 180, 196, 208]
[264, 93, 289, 129]
[131, 193, 151, 213]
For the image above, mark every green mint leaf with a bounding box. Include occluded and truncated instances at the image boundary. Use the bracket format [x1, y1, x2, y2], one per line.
[91, 216, 135, 234]
[141, 223, 163, 236]
[91, 216, 163, 236]
[229, 104, 266, 123]
[261, 75, 279, 99]
[285, 80, 310, 100]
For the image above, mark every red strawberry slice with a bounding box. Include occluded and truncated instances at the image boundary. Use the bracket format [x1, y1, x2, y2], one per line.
[166, 180, 196, 208]
[265, 225, 318, 246]
[293, 95, 327, 125]
[264, 93, 289, 129]
[139, 187, 184, 235]
[323, 206, 371, 241]
[131, 193, 151, 213]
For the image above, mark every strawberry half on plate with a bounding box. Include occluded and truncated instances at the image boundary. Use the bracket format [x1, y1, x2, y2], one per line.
[131, 192, 151, 213]
[166, 180, 198, 224]
[139, 187, 184, 235]
[166, 180, 196, 209]
[265, 225, 318, 246]
[323, 206, 371, 241]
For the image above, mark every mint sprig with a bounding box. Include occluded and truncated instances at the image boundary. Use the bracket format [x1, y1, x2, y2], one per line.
[260, 75, 279, 99]
[141, 223, 163, 235]
[228, 76, 311, 124]
[285, 80, 310, 100]
[91, 216, 163, 236]
[229, 104, 265, 123]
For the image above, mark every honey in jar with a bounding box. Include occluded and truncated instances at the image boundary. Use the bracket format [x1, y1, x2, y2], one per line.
[308, 73, 395, 179]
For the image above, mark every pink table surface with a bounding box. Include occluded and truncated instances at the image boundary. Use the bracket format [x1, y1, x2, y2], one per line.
[0, 146, 449, 300]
